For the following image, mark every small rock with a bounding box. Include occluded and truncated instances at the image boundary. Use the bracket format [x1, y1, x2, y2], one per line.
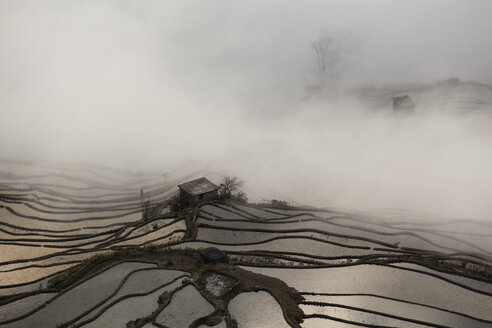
[251, 286, 261, 292]
[126, 321, 136, 328]
[158, 292, 169, 304]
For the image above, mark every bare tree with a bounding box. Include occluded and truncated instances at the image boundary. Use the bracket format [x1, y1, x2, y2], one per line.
[218, 176, 243, 198]
[218, 175, 247, 203]
[311, 31, 356, 92]
[312, 35, 333, 87]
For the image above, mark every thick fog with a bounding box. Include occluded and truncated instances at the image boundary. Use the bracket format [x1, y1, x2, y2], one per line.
[1, 1, 492, 219]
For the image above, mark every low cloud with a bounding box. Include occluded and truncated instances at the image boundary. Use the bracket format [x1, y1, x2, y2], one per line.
[1, 1, 492, 220]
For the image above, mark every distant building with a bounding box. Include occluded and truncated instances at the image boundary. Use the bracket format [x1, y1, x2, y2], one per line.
[438, 77, 460, 88]
[178, 177, 219, 207]
[392, 95, 415, 111]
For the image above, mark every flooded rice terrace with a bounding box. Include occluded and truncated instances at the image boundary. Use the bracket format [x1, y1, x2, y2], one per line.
[0, 160, 491, 327]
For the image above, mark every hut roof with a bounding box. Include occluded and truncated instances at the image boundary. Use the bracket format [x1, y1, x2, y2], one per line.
[178, 177, 218, 196]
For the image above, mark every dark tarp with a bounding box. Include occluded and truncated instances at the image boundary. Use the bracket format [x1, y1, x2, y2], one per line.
[200, 247, 228, 264]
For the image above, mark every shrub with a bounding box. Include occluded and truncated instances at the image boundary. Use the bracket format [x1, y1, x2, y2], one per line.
[167, 191, 183, 214]
[218, 176, 248, 203]
[269, 199, 291, 208]
[231, 190, 248, 204]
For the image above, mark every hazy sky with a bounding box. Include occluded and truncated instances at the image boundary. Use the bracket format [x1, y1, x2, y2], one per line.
[1, 1, 492, 218]
[2, 0, 492, 110]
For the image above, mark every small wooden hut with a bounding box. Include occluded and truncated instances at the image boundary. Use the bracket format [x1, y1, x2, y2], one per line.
[392, 95, 415, 111]
[178, 177, 218, 207]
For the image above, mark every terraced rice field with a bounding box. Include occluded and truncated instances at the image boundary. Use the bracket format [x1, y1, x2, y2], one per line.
[0, 162, 185, 287]
[1, 160, 491, 327]
[179, 202, 492, 327]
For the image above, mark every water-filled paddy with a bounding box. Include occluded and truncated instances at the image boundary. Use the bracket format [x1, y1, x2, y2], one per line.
[156, 284, 215, 327]
[197, 226, 381, 249]
[3, 262, 155, 328]
[302, 317, 363, 328]
[82, 277, 187, 328]
[0, 293, 55, 322]
[246, 265, 492, 321]
[173, 239, 380, 258]
[75, 268, 189, 323]
[302, 303, 425, 328]
[229, 204, 287, 219]
[302, 294, 491, 328]
[0, 263, 74, 286]
[390, 262, 492, 294]
[228, 291, 290, 328]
